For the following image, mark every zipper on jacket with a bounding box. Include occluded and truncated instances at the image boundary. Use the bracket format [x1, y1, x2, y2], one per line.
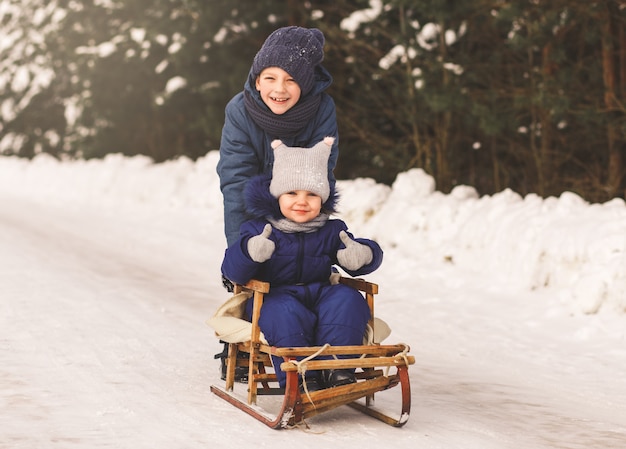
[295, 233, 304, 283]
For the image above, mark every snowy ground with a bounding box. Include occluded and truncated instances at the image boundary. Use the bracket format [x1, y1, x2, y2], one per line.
[1, 153, 625, 448]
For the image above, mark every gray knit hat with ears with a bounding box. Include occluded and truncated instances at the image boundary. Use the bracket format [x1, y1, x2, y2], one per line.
[252, 26, 325, 96]
[269, 137, 334, 201]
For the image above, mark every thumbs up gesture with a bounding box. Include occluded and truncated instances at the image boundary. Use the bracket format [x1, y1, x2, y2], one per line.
[247, 224, 275, 263]
[337, 231, 373, 271]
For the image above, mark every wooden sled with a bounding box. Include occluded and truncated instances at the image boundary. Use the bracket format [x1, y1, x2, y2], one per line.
[210, 277, 415, 429]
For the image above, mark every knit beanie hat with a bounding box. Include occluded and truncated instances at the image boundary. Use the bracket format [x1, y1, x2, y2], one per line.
[252, 26, 325, 96]
[269, 137, 333, 202]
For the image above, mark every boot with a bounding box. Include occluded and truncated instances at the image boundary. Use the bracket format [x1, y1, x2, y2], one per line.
[214, 342, 248, 383]
[321, 369, 356, 388]
[299, 372, 325, 393]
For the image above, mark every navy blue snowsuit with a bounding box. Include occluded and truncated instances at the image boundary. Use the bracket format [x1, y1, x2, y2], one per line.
[221, 176, 383, 387]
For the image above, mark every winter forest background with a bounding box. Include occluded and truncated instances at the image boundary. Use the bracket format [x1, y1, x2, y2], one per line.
[1, 0, 626, 203]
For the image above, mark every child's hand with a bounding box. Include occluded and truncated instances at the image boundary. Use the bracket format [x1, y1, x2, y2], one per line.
[247, 224, 275, 263]
[337, 231, 373, 271]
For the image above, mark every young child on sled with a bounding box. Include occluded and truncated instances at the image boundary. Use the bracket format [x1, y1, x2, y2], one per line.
[221, 137, 383, 391]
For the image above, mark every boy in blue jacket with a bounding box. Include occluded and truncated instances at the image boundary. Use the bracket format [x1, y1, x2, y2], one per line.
[217, 26, 339, 250]
[221, 137, 383, 390]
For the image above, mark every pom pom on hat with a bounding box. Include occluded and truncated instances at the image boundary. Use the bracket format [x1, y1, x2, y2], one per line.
[269, 137, 333, 201]
[252, 26, 325, 96]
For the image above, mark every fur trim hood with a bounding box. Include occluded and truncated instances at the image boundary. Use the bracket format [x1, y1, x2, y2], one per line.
[244, 174, 338, 220]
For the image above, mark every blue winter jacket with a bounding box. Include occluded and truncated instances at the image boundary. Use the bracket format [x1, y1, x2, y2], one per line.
[217, 65, 338, 247]
[221, 176, 383, 286]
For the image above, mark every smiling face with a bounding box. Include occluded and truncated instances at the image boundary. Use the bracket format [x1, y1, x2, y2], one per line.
[255, 67, 302, 115]
[278, 190, 322, 223]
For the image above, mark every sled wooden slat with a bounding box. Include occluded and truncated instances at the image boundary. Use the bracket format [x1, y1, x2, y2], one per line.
[280, 354, 415, 372]
[211, 277, 415, 429]
[272, 343, 411, 358]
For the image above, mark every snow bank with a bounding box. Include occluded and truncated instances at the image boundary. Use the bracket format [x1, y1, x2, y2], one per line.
[0, 153, 624, 314]
[0, 152, 223, 212]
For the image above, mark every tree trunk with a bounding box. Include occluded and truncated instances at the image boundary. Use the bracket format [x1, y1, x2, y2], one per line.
[601, 1, 625, 198]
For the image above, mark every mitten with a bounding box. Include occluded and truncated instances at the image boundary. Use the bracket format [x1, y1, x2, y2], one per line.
[337, 230, 373, 271]
[247, 224, 275, 263]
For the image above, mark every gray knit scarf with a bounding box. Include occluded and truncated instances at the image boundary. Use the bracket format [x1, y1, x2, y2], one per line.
[244, 90, 321, 137]
[267, 213, 329, 234]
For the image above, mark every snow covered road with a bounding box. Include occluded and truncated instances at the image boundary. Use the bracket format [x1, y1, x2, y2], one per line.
[1, 191, 625, 448]
[0, 194, 221, 447]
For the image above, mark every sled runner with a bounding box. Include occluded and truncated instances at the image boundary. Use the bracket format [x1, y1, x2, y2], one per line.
[208, 277, 415, 429]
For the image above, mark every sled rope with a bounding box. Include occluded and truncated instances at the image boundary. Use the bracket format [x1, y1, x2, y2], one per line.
[384, 343, 411, 377]
[287, 418, 327, 434]
[288, 343, 331, 405]
[288, 342, 331, 375]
